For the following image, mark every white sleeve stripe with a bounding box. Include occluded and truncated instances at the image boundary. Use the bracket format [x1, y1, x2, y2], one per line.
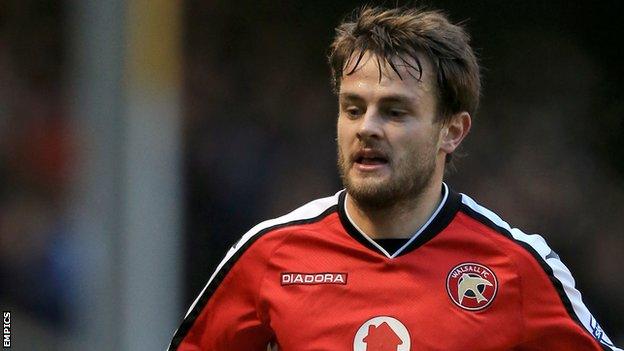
[460, 193, 621, 351]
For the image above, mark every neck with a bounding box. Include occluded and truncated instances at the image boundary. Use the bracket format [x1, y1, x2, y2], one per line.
[345, 178, 445, 239]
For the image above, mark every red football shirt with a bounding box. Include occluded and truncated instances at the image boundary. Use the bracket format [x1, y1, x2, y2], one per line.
[168, 184, 620, 351]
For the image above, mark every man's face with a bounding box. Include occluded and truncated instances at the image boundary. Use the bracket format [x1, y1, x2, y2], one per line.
[336, 52, 445, 209]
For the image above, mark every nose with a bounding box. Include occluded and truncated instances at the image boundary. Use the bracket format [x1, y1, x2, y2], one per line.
[356, 110, 383, 141]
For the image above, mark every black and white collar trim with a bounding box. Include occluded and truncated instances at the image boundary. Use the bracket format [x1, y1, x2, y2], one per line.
[337, 183, 461, 258]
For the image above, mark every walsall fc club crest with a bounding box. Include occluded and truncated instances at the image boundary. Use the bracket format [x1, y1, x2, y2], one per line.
[446, 262, 498, 311]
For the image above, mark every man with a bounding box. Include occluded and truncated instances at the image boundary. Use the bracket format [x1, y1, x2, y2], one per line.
[169, 6, 621, 350]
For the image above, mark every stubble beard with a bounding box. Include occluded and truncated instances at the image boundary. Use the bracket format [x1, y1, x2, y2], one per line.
[337, 144, 437, 211]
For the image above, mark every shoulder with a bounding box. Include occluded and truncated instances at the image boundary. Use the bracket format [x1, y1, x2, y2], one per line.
[456, 192, 555, 261]
[181, 191, 343, 317]
[455, 192, 618, 348]
[451, 192, 564, 306]
[454, 192, 572, 287]
[453, 192, 564, 303]
[234, 191, 342, 251]
[217, 190, 342, 273]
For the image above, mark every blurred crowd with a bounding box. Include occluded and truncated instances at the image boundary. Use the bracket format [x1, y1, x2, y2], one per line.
[0, 0, 622, 347]
[0, 0, 75, 332]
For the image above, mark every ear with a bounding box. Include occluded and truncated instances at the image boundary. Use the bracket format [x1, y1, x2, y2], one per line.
[439, 111, 471, 154]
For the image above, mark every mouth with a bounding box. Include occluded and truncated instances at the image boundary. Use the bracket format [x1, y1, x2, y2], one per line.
[352, 149, 389, 170]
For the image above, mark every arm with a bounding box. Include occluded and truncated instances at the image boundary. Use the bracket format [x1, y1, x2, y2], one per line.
[514, 234, 620, 350]
[167, 237, 274, 351]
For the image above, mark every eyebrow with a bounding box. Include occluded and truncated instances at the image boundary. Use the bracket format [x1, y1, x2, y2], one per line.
[339, 93, 414, 105]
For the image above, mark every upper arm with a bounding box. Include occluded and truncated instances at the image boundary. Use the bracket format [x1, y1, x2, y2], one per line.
[168, 236, 276, 351]
[513, 234, 620, 350]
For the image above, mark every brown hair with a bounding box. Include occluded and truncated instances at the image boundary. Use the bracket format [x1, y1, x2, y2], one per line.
[328, 6, 481, 123]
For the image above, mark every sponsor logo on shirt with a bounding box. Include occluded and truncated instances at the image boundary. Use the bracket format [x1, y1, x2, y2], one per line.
[281, 272, 347, 286]
[353, 316, 411, 351]
[590, 316, 615, 346]
[446, 262, 498, 311]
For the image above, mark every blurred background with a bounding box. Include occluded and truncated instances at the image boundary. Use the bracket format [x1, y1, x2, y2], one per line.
[0, 0, 622, 349]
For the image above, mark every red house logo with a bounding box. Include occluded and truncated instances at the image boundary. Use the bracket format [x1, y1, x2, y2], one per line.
[353, 316, 410, 351]
[363, 322, 403, 351]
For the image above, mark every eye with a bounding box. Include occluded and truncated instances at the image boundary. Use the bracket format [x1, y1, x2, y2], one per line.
[387, 109, 408, 119]
[344, 106, 363, 119]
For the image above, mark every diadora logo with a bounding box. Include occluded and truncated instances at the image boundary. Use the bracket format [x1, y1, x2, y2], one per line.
[281, 272, 347, 286]
[446, 262, 498, 311]
[353, 316, 410, 351]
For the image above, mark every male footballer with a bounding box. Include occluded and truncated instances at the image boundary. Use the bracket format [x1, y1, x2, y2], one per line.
[168, 6, 621, 350]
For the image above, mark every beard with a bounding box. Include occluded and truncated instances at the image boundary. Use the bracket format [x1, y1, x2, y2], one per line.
[337, 142, 437, 210]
